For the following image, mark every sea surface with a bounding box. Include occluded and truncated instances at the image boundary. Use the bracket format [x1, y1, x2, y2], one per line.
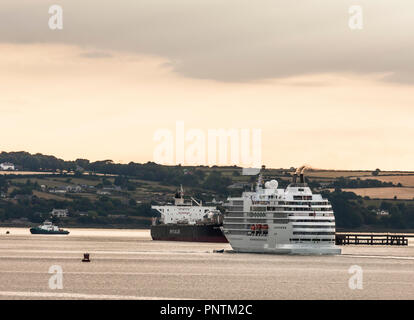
[0, 227, 413, 300]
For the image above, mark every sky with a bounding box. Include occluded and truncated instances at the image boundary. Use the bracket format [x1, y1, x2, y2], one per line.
[0, 0, 413, 170]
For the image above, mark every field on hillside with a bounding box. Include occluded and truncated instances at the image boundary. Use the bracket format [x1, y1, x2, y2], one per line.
[11, 176, 107, 187]
[6, 168, 414, 203]
[338, 187, 414, 200]
[356, 175, 414, 187]
[362, 198, 414, 206]
[304, 170, 371, 178]
[300, 170, 414, 179]
[32, 190, 70, 201]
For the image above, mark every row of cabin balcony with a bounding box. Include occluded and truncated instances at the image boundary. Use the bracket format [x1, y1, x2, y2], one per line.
[250, 206, 332, 212]
[224, 219, 336, 226]
[251, 201, 330, 206]
[225, 213, 334, 220]
[290, 238, 335, 242]
[292, 233, 335, 237]
[293, 195, 313, 200]
[292, 221, 335, 226]
[288, 213, 334, 217]
[224, 218, 290, 224]
[252, 196, 323, 202]
[224, 219, 337, 229]
[289, 215, 335, 220]
[292, 227, 336, 232]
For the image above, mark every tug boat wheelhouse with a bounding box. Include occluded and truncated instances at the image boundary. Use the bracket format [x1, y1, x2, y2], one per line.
[222, 169, 341, 255]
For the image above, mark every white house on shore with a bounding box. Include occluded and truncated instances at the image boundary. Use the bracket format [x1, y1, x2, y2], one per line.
[0, 162, 15, 171]
[376, 210, 389, 216]
[50, 208, 69, 218]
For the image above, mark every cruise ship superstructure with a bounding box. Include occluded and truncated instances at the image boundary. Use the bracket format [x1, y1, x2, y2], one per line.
[222, 170, 341, 255]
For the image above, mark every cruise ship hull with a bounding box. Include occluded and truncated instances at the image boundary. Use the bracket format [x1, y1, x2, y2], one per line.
[151, 224, 228, 243]
[224, 235, 341, 255]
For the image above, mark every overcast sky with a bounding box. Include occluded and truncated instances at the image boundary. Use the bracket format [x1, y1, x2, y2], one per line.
[0, 1, 413, 170]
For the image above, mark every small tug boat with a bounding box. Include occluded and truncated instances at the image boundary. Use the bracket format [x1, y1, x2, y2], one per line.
[30, 221, 69, 235]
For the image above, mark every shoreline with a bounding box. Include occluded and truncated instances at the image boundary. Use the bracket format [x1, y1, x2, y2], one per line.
[2, 222, 414, 234]
[0, 222, 149, 230]
[337, 227, 414, 234]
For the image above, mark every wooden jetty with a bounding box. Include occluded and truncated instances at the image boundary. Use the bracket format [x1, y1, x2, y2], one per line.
[335, 233, 408, 246]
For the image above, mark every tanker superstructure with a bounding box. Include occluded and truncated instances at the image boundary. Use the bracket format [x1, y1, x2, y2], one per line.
[151, 186, 228, 243]
[222, 168, 341, 255]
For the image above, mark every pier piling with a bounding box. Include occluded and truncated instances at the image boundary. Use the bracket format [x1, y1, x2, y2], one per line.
[335, 233, 408, 246]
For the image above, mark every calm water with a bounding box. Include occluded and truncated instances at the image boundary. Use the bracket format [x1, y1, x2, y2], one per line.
[0, 227, 413, 299]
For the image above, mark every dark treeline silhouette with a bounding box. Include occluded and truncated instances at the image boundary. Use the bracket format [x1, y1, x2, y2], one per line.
[0, 152, 237, 196]
[324, 190, 414, 230]
[332, 177, 398, 188]
[0, 151, 72, 171]
[0, 193, 153, 226]
[0, 151, 172, 176]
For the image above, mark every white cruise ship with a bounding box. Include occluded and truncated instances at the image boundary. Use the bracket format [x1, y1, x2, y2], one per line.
[222, 170, 341, 255]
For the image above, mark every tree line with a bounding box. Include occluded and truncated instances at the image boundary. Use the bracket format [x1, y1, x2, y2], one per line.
[324, 190, 414, 230]
[0, 152, 232, 193]
[331, 177, 399, 188]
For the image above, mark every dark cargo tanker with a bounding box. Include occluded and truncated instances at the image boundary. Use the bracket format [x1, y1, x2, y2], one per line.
[151, 186, 227, 243]
[151, 224, 227, 243]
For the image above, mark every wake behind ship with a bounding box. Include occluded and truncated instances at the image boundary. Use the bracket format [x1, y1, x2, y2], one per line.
[151, 186, 228, 243]
[222, 168, 341, 255]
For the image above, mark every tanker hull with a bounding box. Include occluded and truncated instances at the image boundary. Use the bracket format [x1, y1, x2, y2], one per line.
[151, 224, 228, 243]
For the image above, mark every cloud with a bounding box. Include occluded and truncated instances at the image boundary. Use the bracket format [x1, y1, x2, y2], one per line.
[79, 51, 113, 59]
[0, 42, 413, 170]
[0, 0, 413, 83]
